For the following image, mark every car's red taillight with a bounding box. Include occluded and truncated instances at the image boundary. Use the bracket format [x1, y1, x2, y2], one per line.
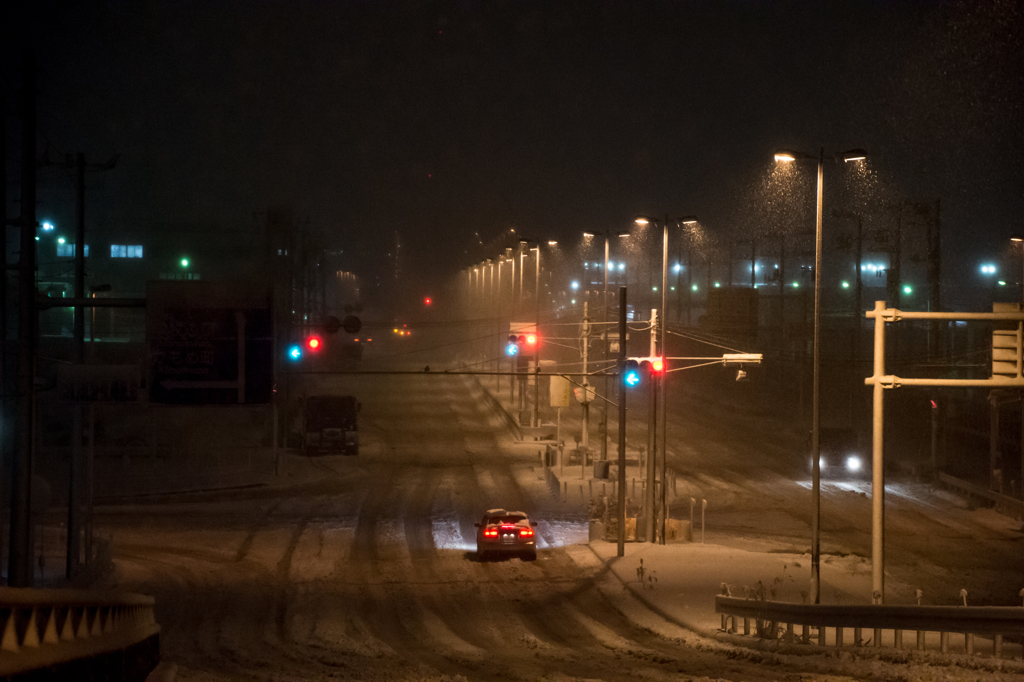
[483, 528, 498, 537]
[519, 527, 534, 538]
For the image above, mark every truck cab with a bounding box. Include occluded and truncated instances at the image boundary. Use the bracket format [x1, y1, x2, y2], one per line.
[303, 395, 359, 456]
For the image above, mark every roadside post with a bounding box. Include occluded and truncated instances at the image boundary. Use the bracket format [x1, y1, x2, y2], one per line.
[617, 286, 628, 557]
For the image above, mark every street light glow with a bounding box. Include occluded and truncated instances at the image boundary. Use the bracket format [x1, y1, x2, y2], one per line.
[58, 237, 66, 244]
[583, 232, 595, 238]
[679, 216, 698, 225]
[547, 240, 558, 246]
[571, 281, 579, 290]
[634, 217, 650, 225]
[181, 258, 189, 267]
[980, 264, 997, 275]
[842, 149, 868, 162]
[42, 221, 55, 231]
[774, 151, 797, 162]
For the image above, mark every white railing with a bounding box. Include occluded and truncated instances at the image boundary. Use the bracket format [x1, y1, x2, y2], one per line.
[716, 595, 1024, 660]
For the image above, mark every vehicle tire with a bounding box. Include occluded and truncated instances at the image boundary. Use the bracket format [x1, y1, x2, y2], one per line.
[523, 551, 537, 561]
[477, 548, 488, 561]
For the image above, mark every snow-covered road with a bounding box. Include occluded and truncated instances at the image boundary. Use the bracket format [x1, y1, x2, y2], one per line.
[97, 371, 1023, 680]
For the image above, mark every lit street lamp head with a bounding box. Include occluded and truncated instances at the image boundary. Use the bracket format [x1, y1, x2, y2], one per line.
[634, 217, 652, 225]
[679, 215, 698, 225]
[842, 149, 868, 162]
[583, 232, 595, 238]
[774, 151, 798, 162]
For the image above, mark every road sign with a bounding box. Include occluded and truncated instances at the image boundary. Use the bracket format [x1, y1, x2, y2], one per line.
[550, 375, 572, 407]
[342, 315, 362, 333]
[147, 281, 272, 405]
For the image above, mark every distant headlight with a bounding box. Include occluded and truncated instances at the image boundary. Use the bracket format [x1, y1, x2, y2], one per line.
[846, 456, 862, 472]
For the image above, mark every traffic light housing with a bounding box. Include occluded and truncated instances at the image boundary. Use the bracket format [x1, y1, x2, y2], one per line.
[507, 332, 539, 356]
[623, 359, 641, 387]
[623, 356, 664, 387]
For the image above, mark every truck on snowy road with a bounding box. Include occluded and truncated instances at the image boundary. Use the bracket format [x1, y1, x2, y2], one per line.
[303, 395, 360, 456]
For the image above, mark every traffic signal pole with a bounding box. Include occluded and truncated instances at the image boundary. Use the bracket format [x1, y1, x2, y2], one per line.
[617, 286, 627, 558]
[645, 310, 658, 544]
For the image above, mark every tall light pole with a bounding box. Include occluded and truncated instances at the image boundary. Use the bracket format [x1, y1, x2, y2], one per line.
[775, 147, 866, 603]
[1012, 236, 1024, 503]
[636, 215, 697, 543]
[584, 230, 630, 462]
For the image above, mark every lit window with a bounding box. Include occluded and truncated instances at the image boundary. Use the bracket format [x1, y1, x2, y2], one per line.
[111, 244, 143, 258]
[56, 243, 89, 257]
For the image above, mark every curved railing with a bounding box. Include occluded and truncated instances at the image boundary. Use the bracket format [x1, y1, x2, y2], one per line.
[715, 595, 1024, 659]
[0, 587, 159, 680]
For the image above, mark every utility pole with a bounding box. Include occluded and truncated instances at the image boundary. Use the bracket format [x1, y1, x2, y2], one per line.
[645, 310, 658, 543]
[616, 286, 627, 558]
[581, 302, 590, 453]
[67, 152, 85, 580]
[602, 237, 610, 462]
[62, 152, 117, 578]
[659, 222, 670, 545]
[0, 74, 7, 577]
[533, 246, 540, 428]
[9, 49, 36, 587]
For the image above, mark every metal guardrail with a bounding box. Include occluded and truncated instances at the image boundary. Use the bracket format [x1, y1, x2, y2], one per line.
[937, 472, 1024, 517]
[715, 595, 1024, 659]
[0, 587, 159, 680]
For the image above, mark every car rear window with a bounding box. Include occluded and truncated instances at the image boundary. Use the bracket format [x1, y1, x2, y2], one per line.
[487, 514, 526, 525]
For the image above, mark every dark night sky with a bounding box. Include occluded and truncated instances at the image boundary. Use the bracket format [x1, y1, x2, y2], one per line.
[6, 0, 1024, 298]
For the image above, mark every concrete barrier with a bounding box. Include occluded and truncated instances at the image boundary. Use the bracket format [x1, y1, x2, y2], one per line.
[0, 587, 159, 681]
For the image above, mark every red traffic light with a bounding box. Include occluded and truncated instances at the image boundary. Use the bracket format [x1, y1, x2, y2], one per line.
[424, 297, 432, 305]
[650, 357, 664, 373]
[525, 333, 537, 346]
[306, 336, 322, 351]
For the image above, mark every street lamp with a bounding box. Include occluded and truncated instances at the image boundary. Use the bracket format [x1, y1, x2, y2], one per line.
[775, 147, 866, 603]
[634, 215, 697, 544]
[583, 229, 631, 462]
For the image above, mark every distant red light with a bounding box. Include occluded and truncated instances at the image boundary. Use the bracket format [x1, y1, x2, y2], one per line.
[306, 337, 321, 351]
[525, 334, 537, 345]
[424, 297, 432, 305]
